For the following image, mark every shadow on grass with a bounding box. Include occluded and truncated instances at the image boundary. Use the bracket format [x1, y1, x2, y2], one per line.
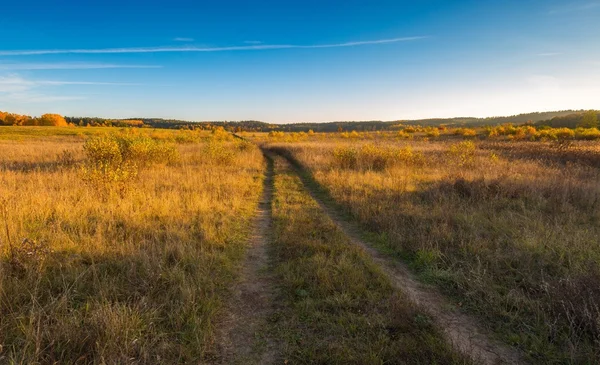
[265, 145, 600, 364]
[0, 225, 243, 364]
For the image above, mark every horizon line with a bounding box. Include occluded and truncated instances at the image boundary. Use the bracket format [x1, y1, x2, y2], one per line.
[51, 108, 588, 124]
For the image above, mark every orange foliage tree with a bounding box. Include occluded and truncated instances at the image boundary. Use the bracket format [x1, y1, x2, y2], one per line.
[37, 114, 68, 127]
[1, 111, 69, 126]
[0, 111, 34, 126]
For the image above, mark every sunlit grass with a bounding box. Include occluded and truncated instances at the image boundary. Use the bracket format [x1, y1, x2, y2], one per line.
[0, 132, 264, 363]
[0, 126, 215, 142]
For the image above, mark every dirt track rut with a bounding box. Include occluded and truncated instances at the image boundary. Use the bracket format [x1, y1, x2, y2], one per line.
[210, 155, 277, 365]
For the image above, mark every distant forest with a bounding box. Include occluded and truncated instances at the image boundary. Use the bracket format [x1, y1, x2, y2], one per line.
[2, 110, 597, 132]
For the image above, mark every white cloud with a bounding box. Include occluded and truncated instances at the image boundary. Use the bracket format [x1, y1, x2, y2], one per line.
[0, 75, 31, 93]
[174, 37, 194, 42]
[0, 74, 136, 103]
[301, 37, 428, 48]
[36, 81, 140, 86]
[0, 62, 161, 70]
[0, 93, 85, 102]
[537, 52, 562, 57]
[0, 36, 428, 56]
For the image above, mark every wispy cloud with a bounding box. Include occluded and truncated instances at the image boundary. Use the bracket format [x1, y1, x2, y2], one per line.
[35, 80, 140, 86]
[0, 76, 84, 102]
[0, 74, 136, 103]
[537, 52, 562, 57]
[0, 62, 162, 70]
[0, 36, 428, 56]
[0, 75, 138, 87]
[244, 40, 262, 45]
[0, 94, 85, 102]
[0, 75, 32, 93]
[299, 37, 428, 48]
[548, 2, 600, 14]
[174, 37, 194, 42]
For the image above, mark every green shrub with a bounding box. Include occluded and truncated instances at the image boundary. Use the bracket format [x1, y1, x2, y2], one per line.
[425, 127, 440, 138]
[211, 126, 233, 141]
[333, 144, 422, 171]
[554, 128, 576, 140]
[117, 135, 179, 167]
[486, 124, 518, 138]
[359, 144, 397, 170]
[448, 141, 476, 167]
[175, 130, 202, 144]
[236, 139, 254, 152]
[81, 134, 179, 195]
[397, 131, 413, 139]
[454, 128, 477, 137]
[206, 140, 236, 164]
[333, 146, 358, 169]
[575, 128, 600, 140]
[268, 131, 285, 139]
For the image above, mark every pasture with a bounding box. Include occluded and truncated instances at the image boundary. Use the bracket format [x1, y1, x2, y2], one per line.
[1, 125, 599, 363]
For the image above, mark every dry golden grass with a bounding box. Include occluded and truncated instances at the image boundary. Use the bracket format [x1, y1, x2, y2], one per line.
[263, 136, 600, 363]
[244, 124, 600, 144]
[0, 132, 264, 363]
[3, 125, 599, 363]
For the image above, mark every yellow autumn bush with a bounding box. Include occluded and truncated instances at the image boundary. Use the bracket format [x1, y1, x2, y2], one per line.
[81, 134, 179, 195]
[332, 144, 422, 171]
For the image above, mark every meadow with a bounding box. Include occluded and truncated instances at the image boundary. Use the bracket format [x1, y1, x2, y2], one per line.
[1, 123, 599, 364]
[0, 127, 265, 363]
[268, 156, 467, 364]
[260, 128, 600, 363]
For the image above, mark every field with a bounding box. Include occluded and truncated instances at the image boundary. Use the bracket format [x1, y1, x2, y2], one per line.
[1, 125, 599, 364]
[0, 127, 264, 363]
[259, 131, 600, 363]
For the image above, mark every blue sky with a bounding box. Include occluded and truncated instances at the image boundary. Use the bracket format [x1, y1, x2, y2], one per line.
[0, 0, 599, 123]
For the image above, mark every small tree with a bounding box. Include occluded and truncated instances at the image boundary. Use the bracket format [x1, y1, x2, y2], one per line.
[578, 110, 599, 128]
[38, 113, 68, 127]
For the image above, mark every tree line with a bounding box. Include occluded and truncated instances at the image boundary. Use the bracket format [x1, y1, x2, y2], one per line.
[0, 111, 68, 126]
[1, 109, 598, 131]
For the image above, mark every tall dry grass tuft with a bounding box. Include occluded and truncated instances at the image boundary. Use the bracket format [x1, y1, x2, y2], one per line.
[332, 143, 423, 171]
[448, 140, 476, 167]
[81, 133, 180, 197]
